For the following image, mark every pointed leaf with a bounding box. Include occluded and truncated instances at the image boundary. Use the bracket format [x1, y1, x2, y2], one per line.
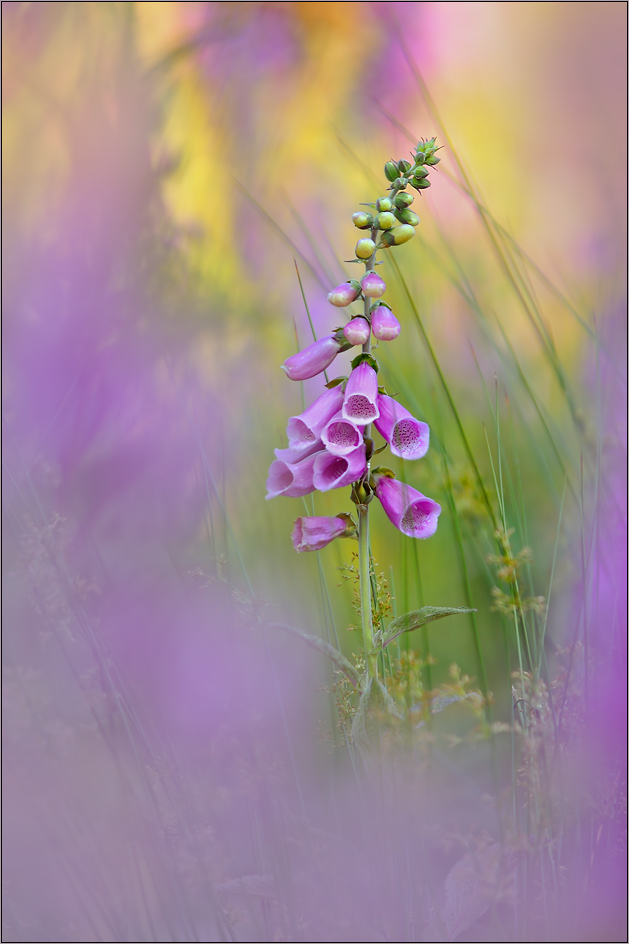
[371, 606, 476, 652]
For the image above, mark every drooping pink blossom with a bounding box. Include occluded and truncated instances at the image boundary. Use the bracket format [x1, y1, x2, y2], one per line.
[327, 282, 361, 307]
[285, 385, 344, 454]
[291, 516, 349, 552]
[281, 335, 343, 381]
[371, 306, 401, 341]
[313, 445, 367, 492]
[321, 411, 363, 456]
[361, 273, 386, 298]
[374, 395, 429, 460]
[372, 473, 441, 538]
[342, 362, 380, 425]
[265, 450, 323, 499]
[343, 317, 371, 346]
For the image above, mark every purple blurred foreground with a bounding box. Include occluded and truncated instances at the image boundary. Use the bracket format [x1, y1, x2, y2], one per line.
[3, 5, 627, 943]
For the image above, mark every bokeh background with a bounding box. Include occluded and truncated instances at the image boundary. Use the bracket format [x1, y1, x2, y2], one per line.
[3, 3, 626, 942]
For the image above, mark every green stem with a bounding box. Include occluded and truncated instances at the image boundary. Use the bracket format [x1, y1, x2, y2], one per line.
[358, 246, 377, 678]
[358, 504, 376, 677]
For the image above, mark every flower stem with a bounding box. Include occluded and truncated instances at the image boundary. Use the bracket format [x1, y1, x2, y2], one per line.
[359, 247, 377, 678]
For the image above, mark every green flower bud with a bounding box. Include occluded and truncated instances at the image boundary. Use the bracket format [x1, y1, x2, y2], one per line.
[390, 177, 408, 191]
[393, 192, 414, 209]
[425, 155, 441, 165]
[355, 237, 376, 260]
[376, 196, 393, 212]
[352, 210, 373, 230]
[414, 151, 426, 166]
[411, 177, 431, 191]
[393, 224, 415, 244]
[397, 159, 412, 175]
[412, 165, 430, 179]
[396, 208, 420, 226]
[375, 211, 397, 231]
[384, 161, 400, 182]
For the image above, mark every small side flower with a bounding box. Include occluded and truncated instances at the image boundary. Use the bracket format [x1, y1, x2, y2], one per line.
[372, 471, 441, 538]
[291, 515, 355, 552]
[373, 395, 429, 460]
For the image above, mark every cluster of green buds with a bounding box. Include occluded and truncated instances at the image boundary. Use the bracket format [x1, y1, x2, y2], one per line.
[350, 137, 441, 258]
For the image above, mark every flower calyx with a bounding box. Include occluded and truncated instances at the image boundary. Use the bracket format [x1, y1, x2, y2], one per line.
[350, 352, 379, 373]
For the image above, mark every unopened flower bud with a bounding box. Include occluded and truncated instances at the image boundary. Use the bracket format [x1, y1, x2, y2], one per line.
[425, 155, 441, 165]
[376, 197, 393, 212]
[281, 334, 343, 381]
[397, 159, 412, 175]
[375, 211, 396, 231]
[395, 208, 420, 227]
[355, 238, 376, 259]
[327, 280, 361, 307]
[379, 224, 415, 248]
[343, 317, 371, 346]
[371, 306, 401, 340]
[412, 165, 429, 179]
[390, 177, 409, 191]
[351, 480, 372, 506]
[361, 272, 386, 298]
[394, 192, 414, 209]
[352, 210, 373, 230]
[384, 161, 400, 182]
[411, 177, 431, 191]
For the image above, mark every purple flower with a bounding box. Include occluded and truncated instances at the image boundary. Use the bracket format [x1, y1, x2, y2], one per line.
[374, 395, 429, 460]
[281, 335, 343, 381]
[342, 362, 380, 425]
[313, 445, 367, 491]
[285, 385, 344, 454]
[343, 317, 371, 346]
[327, 282, 360, 307]
[321, 411, 363, 456]
[291, 516, 349, 552]
[361, 273, 386, 298]
[371, 306, 401, 341]
[372, 473, 441, 538]
[266, 450, 323, 499]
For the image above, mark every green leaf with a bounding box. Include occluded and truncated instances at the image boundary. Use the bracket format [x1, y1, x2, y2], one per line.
[371, 606, 476, 653]
[268, 623, 360, 686]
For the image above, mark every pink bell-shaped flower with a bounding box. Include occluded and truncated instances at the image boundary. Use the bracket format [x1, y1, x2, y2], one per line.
[284, 385, 344, 455]
[313, 445, 367, 492]
[342, 362, 380, 425]
[321, 411, 364, 456]
[372, 473, 441, 538]
[291, 516, 350, 552]
[265, 450, 323, 499]
[373, 395, 429, 460]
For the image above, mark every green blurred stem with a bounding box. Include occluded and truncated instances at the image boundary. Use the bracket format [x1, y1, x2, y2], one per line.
[358, 504, 376, 678]
[358, 247, 377, 678]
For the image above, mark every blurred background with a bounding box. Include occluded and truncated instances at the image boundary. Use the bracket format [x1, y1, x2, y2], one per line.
[2, 3, 626, 942]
